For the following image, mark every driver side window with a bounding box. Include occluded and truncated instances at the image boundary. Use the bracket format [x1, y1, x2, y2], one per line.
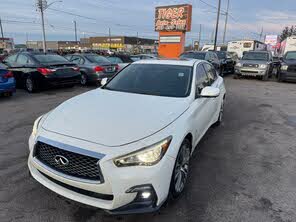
[196, 64, 210, 95]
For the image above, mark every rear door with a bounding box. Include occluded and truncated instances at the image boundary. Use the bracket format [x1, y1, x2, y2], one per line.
[203, 63, 223, 122]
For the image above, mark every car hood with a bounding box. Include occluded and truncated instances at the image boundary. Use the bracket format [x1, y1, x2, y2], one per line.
[240, 60, 268, 65]
[42, 89, 190, 147]
[283, 59, 296, 65]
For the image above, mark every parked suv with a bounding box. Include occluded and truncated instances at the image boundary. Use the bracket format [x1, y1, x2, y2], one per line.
[28, 59, 226, 214]
[278, 51, 296, 82]
[180, 51, 221, 73]
[3, 52, 81, 92]
[235, 51, 274, 81]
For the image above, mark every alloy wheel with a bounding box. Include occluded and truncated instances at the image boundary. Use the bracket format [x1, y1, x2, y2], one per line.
[174, 142, 191, 193]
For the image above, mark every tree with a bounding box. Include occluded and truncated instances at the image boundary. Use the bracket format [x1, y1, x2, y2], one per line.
[280, 25, 296, 41]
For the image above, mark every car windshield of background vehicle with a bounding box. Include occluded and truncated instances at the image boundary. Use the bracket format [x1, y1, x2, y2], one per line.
[242, 53, 268, 61]
[216, 52, 227, 59]
[85, 55, 110, 63]
[34, 54, 69, 64]
[104, 64, 193, 97]
[285, 52, 296, 60]
[180, 53, 206, 60]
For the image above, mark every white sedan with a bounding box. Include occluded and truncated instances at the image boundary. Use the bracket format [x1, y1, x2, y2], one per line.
[28, 59, 226, 214]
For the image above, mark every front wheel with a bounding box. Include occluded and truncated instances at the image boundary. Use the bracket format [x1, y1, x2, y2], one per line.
[170, 139, 191, 198]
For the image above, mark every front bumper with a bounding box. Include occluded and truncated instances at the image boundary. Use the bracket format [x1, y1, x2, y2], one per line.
[28, 134, 175, 214]
[280, 71, 296, 82]
[235, 67, 267, 76]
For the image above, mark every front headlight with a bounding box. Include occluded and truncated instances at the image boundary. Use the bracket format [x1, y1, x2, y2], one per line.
[259, 64, 267, 69]
[281, 65, 288, 71]
[236, 63, 242, 67]
[114, 137, 172, 167]
[32, 115, 44, 137]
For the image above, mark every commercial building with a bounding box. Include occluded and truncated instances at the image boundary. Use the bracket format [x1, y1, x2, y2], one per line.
[0, 38, 14, 51]
[26, 36, 157, 53]
[89, 36, 157, 53]
[26, 41, 90, 51]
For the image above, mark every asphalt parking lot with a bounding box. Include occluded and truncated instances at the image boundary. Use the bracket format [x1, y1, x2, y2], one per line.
[1, 77, 296, 222]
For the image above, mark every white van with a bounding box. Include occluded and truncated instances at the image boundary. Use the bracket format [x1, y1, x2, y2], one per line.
[280, 36, 296, 56]
[227, 40, 266, 58]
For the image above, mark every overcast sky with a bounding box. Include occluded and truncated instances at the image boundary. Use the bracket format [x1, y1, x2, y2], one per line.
[1, 0, 296, 44]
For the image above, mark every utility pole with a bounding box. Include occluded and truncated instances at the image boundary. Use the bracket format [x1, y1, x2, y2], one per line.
[36, 0, 47, 52]
[108, 27, 111, 50]
[73, 20, 77, 42]
[198, 24, 202, 49]
[214, 0, 221, 51]
[259, 27, 264, 42]
[222, 0, 230, 44]
[0, 17, 4, 40]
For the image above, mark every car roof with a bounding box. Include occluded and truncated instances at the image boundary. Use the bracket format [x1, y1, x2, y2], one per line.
[133, 59, 201, 66]
[183, 51, 207, 54]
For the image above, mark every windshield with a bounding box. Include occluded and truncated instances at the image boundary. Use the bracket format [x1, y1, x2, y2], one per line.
[34, 54, 69, 64]
[242, 52, 268, 61]
[216, 52, 227, 59]
[85, 55, 110, 63]
[180, 53, 206, 60]
[104, 64, 193, 97]
[285, 52, 296, 60]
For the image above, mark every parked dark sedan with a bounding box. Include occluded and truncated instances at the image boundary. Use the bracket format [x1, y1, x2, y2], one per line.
[106, 54, 134, 70]
[278, 51, 296, 82]
[65, 54, 119, 86]
[3, 52, 81, 93]
[215, 51, 236, 75]
[0, 63, 16, 97]
[180, 51, 221, 73]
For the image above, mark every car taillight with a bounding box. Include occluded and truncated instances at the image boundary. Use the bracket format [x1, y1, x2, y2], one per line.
[3, 71, 14, 79]
[115, 64, 120, 71]
[94, 66, 105, 72]
[37, 68, 54, 75]
[72, 66, 80, 71]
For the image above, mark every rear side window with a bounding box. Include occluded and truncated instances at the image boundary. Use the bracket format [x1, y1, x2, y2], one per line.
[108, 57, 123, 63]
[4, 54, 18, 64]
[16, 54, 33, 65]
[196, 64, 210, 94]
[203, 63, 217, 84]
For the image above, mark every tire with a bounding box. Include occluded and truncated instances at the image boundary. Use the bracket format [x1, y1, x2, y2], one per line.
[213, 100, 224, 127]
[262, 73, 269, 81]
[169, 139, 191, 198]
[277, 73, 284, 82]
[25, 76, 37, 93]
[80, 73, 88, 86]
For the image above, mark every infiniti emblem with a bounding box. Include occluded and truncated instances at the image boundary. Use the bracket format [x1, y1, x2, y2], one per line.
[54, 155, 69, 166]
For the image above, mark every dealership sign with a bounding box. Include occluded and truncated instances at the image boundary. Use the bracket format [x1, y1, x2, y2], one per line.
[155, 4, 192, 32]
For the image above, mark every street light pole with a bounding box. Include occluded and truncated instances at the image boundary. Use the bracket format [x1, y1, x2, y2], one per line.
[214, 0, 221, 51]
[222, 0, 230, 44]
[0, 17, 4, 40]
[74, 20, 77, 42]
[36, 0, 62, 52]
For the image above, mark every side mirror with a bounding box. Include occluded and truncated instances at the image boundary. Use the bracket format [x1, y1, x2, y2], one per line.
[101, 78, 108, 86]
[200, 86, 220, 98]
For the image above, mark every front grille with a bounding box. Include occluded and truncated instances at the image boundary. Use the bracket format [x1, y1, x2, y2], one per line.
[243, 63, 258, 68]
[34, 142, 104, 182]
[288, 65, 296, 72]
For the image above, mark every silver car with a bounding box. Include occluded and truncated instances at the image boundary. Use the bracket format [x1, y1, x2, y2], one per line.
[235, 51, 274, 81]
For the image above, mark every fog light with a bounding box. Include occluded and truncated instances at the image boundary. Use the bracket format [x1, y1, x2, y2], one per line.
[141, 191, 151, 199]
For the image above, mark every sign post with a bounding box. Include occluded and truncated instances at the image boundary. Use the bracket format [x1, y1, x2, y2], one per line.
[155, 4, 192, 58]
